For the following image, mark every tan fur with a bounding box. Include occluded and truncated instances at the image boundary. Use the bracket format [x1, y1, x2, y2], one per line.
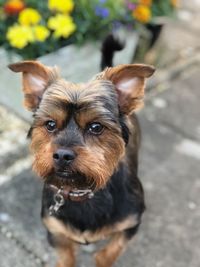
[9, 61, 60, 111]
[44, 216, 136, 267]
[43, 215, 138, 245]
[56, 242, 77, 267]
[103, 64, 155, 114]
[30, 128, 54, 177]
[104, 64, 155, 80]
[30, 110, 125, 186]
[95, 232, 129, 267]
[29, 78, 126, 187]
[30, 116, 125, 187]
[73, 134, 125, 189]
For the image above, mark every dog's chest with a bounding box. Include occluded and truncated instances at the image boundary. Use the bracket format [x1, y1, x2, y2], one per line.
[41, 171, 144, 244]
[43, 215, 138, 244]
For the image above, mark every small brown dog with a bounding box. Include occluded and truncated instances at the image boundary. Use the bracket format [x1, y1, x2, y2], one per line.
[9, 60, 154, 267]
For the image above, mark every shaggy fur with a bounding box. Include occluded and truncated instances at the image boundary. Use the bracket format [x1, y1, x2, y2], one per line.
[9, 60, 154, 267]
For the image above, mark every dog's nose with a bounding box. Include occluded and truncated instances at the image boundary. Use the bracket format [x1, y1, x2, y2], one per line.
[53, 149, 76, 166]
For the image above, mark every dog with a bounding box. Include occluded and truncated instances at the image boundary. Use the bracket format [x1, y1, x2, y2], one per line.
[9, 54, 154, 267]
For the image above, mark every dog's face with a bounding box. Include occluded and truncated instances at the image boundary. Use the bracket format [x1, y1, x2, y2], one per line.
[9, 61, 154, 191]
[30, 78, 126, 190]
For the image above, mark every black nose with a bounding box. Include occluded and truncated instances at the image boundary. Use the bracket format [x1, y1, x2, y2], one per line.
[53, 149, 76, 166]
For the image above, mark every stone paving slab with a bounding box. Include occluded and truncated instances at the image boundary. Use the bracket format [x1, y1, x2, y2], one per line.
[0, 105, 29, 173]
[0, 49, 30, 120]
[137, 146, 200, 267]
[143, 67, 200, 143]
[0, 171, 49, 263]
[146, 0, 200, 67]
[0, 233, 40, 267]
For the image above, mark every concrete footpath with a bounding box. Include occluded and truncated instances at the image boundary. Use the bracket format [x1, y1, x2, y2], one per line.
[0, 1, 200, 266]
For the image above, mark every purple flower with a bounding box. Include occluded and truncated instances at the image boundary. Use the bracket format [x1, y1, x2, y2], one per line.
[95, 6, 110, 18]
[127, 2, 137, 10]
[99, 0, 107, 3]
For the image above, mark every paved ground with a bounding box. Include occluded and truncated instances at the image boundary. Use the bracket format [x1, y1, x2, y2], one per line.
[0, 1, 200, 266]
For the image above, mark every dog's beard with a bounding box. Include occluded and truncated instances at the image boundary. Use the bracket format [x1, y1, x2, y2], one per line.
[45, 170, 95, 191]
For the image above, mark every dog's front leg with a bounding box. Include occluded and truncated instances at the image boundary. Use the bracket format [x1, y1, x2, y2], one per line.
[55, 241, 77, 267]
[94, 232, 129, 267]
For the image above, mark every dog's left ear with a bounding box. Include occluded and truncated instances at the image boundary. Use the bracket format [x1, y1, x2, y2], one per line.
[8, 60, 59, 111]
[104, 64, 155, 114]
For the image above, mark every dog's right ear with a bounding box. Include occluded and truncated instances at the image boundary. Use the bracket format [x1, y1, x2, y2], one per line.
[8, 60, 59, 111]
[103, 64, 155, 114]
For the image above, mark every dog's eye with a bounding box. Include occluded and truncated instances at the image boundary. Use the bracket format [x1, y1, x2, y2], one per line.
[45, 120, 57, 132]
[87, 122, 104, 135]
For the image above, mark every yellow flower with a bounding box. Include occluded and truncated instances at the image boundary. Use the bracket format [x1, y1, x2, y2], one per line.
[33, 25, 50, 42]
[139, 0, 152, 6]
[133, 5, 151, 23]
[48, 14, 76, 38]
[48, 0, 74, 13]
[18, 8, 41, 26]
[6, 24, 34, 49]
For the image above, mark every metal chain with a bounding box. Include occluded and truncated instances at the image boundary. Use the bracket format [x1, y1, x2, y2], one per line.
[49, 188, 65, 216]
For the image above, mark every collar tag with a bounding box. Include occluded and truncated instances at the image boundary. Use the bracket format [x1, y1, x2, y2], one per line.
[49, 188, 65, 216]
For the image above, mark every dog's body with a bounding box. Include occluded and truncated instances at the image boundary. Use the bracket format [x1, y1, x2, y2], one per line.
[9, 57, 154, 267]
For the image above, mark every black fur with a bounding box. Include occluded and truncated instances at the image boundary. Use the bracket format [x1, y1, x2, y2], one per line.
[100, 34, 124, 70]
[27, 126, 33, 138]
[39, 35, 146, 250]
[119, 112, 130, 146]
[125, 224, 140, 240]
[42, 161, 144, 243]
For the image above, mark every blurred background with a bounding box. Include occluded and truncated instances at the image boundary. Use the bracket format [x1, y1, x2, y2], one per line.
[0, 1, 200, 267]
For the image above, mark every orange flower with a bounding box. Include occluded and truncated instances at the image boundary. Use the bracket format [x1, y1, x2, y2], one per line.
[133, 5, 151, 23]
[139, 0, 152, 6]
[4, 0, 25, 15]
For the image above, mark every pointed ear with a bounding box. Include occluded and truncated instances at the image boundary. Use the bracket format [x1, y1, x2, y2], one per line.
[104, 64, 155, 114]
[8, 60, 59, 111]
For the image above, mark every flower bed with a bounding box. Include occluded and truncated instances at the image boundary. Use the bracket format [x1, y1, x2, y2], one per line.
[0, 0, 178, 59]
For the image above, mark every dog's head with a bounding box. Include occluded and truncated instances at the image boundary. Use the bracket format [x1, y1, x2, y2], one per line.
[9, 61, 154, 191]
